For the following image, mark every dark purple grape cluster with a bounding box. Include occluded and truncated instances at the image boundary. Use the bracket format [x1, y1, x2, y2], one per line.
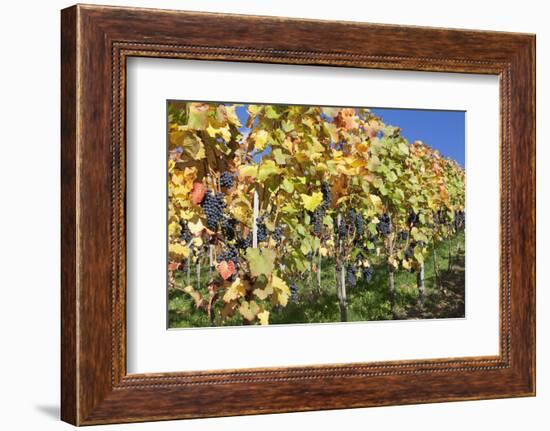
[405, 241, 416, 259]
[321, 182, 332, 208]
[408, 212, 419, 227]
[362, 266, 374, 284]
[311, 208, 323, 235]
[347, 208, 357, 227]
[337, 216, 347, 239]
[236, 233, 252, 250]
[435, 209, 446, 224]
[345, 265, 357, 288]
[355, 213, 364, 237]
[179, 220, 192, 243]
[398, 230, 408, 241]
[377, 213, 392, 235]
[272, 225, 284, 243]
[200, 190, 225, 230]
[219, 171, 234, 188]
[255, 215, 268, 242]
[290, 283, 299, 303]
[217, 246, 238, 267]
[221, 216, 237, 240]
[309, 182, 333, 236]
[454, 210, 465, 231]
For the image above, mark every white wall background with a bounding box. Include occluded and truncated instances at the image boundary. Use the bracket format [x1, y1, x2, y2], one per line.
[0, 0, 546, 429]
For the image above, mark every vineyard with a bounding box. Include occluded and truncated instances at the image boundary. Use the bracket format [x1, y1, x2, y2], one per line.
[167, 102, 465, 327]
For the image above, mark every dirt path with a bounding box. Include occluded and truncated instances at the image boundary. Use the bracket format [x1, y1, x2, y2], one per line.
[406, 250, 465, 319]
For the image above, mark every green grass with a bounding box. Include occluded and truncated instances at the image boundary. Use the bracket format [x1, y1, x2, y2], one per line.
[168, 232, 465, 328]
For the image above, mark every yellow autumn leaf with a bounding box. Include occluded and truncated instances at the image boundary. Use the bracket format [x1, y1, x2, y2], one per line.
[169, 243, 190, 258]
[225, 105, 241, 127]
[231, 202, 251, 224]
[369, 194, 383, 211]
[319, 247, 328, 257]
[257, 310, 270, 325]
[258, 160, 281, 181]
[253, 284, 273, 300]
[179, 210, 195, 220]
[253, 130, 269, 150]
[300, 192, 323, 212]
[168, 221, 180, 237]
[223, 278, 247, 302]
[206, 124, 231, 142]
[239, 165, 258, 179]
[239, 300, 260, 321]
[270, 274, 291, 307]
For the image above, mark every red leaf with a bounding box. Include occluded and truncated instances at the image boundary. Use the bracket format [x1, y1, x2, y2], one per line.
[217, 260, 236, 280]
[191, 182, 206, 205]
[168, 261, 180, 271]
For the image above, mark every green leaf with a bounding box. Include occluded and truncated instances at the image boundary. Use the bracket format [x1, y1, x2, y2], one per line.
[181, 133, 206, 160]
[397, 142, 410, 155]
[247, 105, 263, 116]
[265, 105, 280, 119]
[281, 120, 294, 133]
[245, 248, 276, 278]
[300, 241, 312, 256]
[368, 222, 378, 235]
[414, 248, 424, 263]
[187, 103, 209, 130]
[386, 171, 398, 182]
[411, 227, 429, 242]
[301, 192, 323, 211]
[272, 148, 288, 165]
[253, 130, 269, 150]
[281, 178, 294, 193]
[367, 155, 381, 171]
[258, 160, 281, 181]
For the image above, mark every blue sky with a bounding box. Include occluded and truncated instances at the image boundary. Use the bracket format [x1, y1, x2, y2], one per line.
[234, 105, 465, 167]
[371, 108, 465, 167]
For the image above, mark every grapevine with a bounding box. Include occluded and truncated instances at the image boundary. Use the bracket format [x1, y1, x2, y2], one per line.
[167, 102, 466, 326]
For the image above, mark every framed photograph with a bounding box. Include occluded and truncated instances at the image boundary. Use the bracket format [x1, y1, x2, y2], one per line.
[61, 4, 536, 425]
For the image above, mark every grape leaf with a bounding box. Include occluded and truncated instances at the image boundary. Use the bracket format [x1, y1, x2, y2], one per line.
[217, 260, 236, 280]
[191, 182, 206, 205]
[239, 300, 260, 321]
[300, 192, 323, 211]
[253, 130, 269, 150]
[257, 310, 270, 325]
[223, 277, 246, 302]
[168, 243, 190, 259]
[245, 248, 276, 277]
[187, 103, 209, 130]
[258, 160, 281, 181]
[270, 274, 291, 307]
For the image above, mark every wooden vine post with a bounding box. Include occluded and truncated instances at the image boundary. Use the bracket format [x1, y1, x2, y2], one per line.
[335, 214, 348, 322]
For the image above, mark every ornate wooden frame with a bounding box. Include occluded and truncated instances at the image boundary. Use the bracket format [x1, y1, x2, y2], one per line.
[61, 4, 536, 425]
